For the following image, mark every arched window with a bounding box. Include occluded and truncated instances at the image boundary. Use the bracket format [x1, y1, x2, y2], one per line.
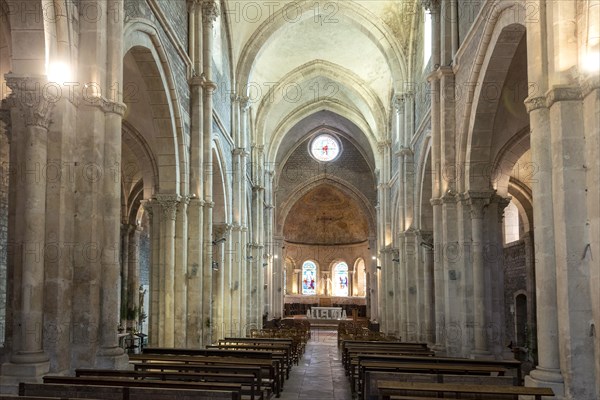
[333, 262, 349, 297]
[302, 261, 317, 295]
[504, 200, 520, 244]
[423, 9, 432, 68]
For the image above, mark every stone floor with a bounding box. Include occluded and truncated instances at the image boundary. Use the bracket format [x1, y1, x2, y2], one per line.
[279, 329, 353, 400]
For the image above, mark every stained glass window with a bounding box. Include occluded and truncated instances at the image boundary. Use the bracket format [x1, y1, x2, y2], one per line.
[302, 261, 317, 295]
[333, 262, 349, 297]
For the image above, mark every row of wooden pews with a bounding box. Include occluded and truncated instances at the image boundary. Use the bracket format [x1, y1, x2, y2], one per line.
[339, 336, 555, 400]
[14, 328, 309, 400]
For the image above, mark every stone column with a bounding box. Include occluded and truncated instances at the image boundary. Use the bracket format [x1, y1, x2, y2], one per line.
[142, 200, 160, 346]
[127, 227, 142, 330]
[201, 0, 219, 345]
[430, 198, 445, 353]
[548, 84, 595, 399]
[155, 194, 180, 347]
[120, 225, 131, 328]
[186, 197, 204, 347]
[174, 197, 189, 347]
[466, 191, 492, 357]
[404, 230, 418, 341]
[582, 75, 599, 399]
[523, 1, 565, 393]
[420, 232, 435, 344]
[523, 95, 564, 397]
[2, 75, 53, 377]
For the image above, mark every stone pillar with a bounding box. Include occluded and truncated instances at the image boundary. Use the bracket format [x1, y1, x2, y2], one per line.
[466, 191, 492, 357]
[1, 75, 53, 380]
[405, 230, 418, 341]
[441, 191, 461, 355]
[174, 197, 189, 347]
[155, 194, 180, 347]
[430, 198, 445, 353]
[127, 227, 142, 330]
[548, 84, 595, 399]
[523, 95, 564, 396]
[582, 75, 599, 400]
[420, 232, 435, 344]
[201, 0, 219, 345]
[120, 225, 132, 328]
[142, 200, 160, 346]
[186, 198, 204, 347]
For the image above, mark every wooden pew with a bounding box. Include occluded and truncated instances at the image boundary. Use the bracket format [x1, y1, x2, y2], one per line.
[376, 380, 554, 400]
[363, 371, 514, 400]
[130, 363, 272, 399]
[356, 360, 509, 395]
[74, 368, 264, 400]
[341, 342, 432, 372]
[356, 354, 523, 386]
[129, 353, 282, 397]
[140, 348, 284, 390]
[41, 377, 243, 399]
[221, 338, 300, 363]
[19, 382, 239, 400]
[208, 344, 291, 378]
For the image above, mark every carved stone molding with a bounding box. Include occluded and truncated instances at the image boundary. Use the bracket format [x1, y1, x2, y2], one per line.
[201, 0, 219, 24]
[524, 96, 547, 113]
[233, 147, 250, 157]
[5, 74, 54, 129]
[377, 140, 392, 154]
[155, 194, 181, 221]
[430, 197, 443, 206]
[581, 75, 600, 98]
[546, 85, 583, 108]
[100, 98, 127, 116]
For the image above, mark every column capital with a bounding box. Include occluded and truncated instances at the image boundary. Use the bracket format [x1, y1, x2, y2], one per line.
[465, 190, 494, 219]
[154, 194, 181, 221]
[100, 98, 127, 116]
[396, 145, 414, 157]
[377, 140, 391, 153]
[441, 189, 459, 204]
[233, 147, 250, 157]
[524, 96, 547, 113]
[393, 95, 405, 113]
[5, 74, 54, 129]
[201, 0, 220, 24]
[491, 194, 512, 223]
[430, 197, 443, 206]
[421, 0, 440, 12]
[187, 0, 201, 13]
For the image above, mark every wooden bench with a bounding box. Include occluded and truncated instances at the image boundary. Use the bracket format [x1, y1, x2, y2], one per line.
[377, 381, 554, 400]
[19, 382, 239, 400]
[356, 354, 522, 385]
[142, 347, 285, 384]
[129, 353, 282, 397]
[74, 368, 264, 400]
[41, 376, 243, 399]
[208, 344, 291, 377]
[221, 338, 301, 363]
[363, 371, 514, 400]
[358, 360, 510, 396]
[343, 344, 434, 372]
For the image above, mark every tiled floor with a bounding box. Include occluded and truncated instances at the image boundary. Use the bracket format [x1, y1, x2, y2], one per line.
[278, 329, 353, 400]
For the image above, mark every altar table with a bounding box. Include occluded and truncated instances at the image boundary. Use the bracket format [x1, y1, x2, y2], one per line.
[307, 306, 347, 319]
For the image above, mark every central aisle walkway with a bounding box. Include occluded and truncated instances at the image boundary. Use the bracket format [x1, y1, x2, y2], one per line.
[279, 329, 352, 400]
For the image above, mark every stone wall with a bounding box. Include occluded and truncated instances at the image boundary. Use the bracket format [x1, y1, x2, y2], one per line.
[458, 1, 484, 46]
[503, 239, 527, 344]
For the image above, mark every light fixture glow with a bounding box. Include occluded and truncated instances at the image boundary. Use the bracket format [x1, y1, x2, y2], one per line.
[46, 62, 72, 84]
[274, 254, 278, 259]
